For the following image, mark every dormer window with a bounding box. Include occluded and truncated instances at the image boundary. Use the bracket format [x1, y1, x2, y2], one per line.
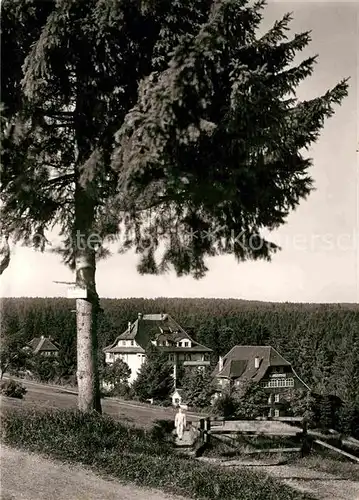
[177, 338, 190, 348]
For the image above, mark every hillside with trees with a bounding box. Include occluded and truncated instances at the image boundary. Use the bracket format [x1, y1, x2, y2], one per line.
[2, 297, 358, 400]
[2, 0, 348, 413]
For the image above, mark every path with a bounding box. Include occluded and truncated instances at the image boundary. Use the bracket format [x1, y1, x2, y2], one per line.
[0, 446, 188, 500]
[197, 457, 359, 500]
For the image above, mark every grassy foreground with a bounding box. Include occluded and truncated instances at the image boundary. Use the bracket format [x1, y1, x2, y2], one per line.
[1, 408, 314, 500]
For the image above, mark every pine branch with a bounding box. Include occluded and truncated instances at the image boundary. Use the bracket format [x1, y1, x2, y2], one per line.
[46, 174, 75, 186]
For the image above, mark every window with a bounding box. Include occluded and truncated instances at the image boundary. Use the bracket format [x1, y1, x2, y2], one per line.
[169, 354, 174, 361]
[131, 340, 134, 346]
[261, 378, 294, 388]
[122, 340, 126, 346]
[272, 367, 284, 373]
[274, 394, 280, 403]
[268, 394, 272, 404]
[184, 341, 189, 347]
[274, 409, 280, 417]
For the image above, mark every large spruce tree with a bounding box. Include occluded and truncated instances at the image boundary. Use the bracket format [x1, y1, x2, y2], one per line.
[1, 0, 348, 412]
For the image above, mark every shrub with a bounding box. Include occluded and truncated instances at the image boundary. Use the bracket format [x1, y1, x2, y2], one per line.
[1, 407, 314, 500]
[232, 381, 268, 419]
[180, 368, 215, 409]
[101, 358, 131, 391]
[212, 392, 237, 418]
[150, 419, 175, 442]
[1, 379, 27, 399]
[337, 401, 359, 438]
[132, 344, 173, 402]
[28, 354, 60, 383]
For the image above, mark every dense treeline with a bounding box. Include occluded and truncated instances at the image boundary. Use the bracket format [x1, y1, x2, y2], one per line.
[1, 297, 359, 407]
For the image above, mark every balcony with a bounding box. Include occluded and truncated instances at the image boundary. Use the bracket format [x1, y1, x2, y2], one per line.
[183, 360, 210, 366]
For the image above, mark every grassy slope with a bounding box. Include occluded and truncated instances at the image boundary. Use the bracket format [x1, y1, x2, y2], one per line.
[1, 407, 314, 500]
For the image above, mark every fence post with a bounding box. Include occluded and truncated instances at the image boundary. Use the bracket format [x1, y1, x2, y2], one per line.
[204, 417, 210, 444]
[301, 418, 311, 457]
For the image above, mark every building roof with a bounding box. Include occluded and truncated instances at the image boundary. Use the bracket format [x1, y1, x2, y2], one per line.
[104, 313, 212, 353]
[218, 359, 248, 379]
[213, 345, 291, 382]
[27, 337, 59, 354]
[105, 346, 145, 354]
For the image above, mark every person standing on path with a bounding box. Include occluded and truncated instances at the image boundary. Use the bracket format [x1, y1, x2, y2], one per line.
[175, 406, 186, 440]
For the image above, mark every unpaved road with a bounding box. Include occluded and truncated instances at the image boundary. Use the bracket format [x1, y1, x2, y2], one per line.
[198, 457, 359, 500]
[0, 446, 187, 500]
[242, 463, 359, 500]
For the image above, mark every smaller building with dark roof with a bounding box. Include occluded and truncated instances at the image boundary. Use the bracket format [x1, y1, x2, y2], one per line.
[26, 336, 60, 357]
[213, 345, 310, 417]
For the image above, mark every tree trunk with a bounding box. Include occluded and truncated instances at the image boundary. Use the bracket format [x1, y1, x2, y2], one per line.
[74, 186, 101, 413]
[74, 57, 101, 413]
[0, 234, 10, 275]
[76, 298, 101, 412]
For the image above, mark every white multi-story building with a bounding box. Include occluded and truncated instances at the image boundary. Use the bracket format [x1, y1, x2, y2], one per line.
[103, 312, 212, 384]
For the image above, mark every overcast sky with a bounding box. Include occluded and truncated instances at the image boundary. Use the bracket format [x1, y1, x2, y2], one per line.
[1, 1, 358, 303]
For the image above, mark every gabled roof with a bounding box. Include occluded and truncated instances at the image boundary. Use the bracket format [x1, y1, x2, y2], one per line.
[104, 313, 212, 353]
[172, 388, 184, 396]
[213, 345, 291, 382]
[27, 337, 59, 353]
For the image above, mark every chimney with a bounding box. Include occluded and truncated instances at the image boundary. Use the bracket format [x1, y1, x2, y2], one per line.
[218, 356, 223, 372]
[128, 321, 131, 331]
[41, 335, 44, 339]
[138, 313, 142, 320]
[254, 356, 260, 369]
